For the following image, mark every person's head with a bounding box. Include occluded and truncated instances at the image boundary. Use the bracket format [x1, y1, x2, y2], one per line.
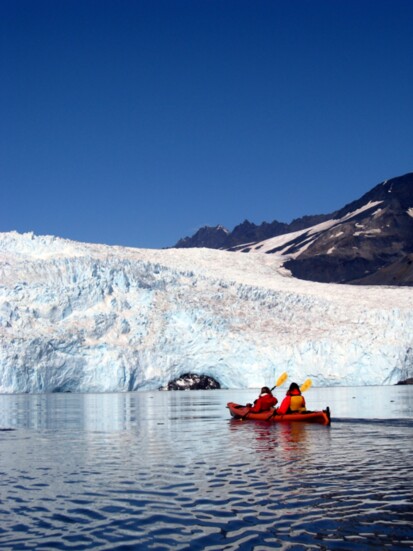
[288, 382, 300, 393]
[261, 386, 272, 395]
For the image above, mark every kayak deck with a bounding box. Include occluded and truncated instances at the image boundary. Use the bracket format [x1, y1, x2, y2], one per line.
[227, 402, 331, 425]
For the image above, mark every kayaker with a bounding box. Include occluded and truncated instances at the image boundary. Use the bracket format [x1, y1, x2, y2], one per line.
[277, 382, 306, 414]
[247, 387, 278, 413]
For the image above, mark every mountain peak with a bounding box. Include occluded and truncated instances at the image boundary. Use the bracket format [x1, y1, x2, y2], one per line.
[174, 225, 230, 249]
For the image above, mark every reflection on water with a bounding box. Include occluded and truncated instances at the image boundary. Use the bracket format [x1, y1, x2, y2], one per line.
[0, 387, 412, 550]
[229, 418, 319, 462]
[1, 385, 411, 431]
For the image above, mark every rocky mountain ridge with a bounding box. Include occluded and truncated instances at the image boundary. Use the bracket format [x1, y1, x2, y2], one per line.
[174, 172, 413, 286]
[174, 215, 330, 250]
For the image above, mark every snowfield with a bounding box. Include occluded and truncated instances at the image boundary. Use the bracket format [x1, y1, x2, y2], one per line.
[0, 231, 412, 392]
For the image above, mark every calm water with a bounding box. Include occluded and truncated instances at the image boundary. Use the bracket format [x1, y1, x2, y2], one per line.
[0, 386, 412, 550]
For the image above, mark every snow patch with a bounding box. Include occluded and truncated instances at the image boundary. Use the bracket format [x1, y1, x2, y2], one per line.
[341, 201, 383, 222]
[354, 229, 382, 237]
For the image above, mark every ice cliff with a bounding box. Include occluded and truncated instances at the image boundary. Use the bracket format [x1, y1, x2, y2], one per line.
[1, 231, 412, 393]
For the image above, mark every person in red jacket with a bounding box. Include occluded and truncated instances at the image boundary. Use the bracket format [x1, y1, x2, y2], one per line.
[247, 387, 278, 413]
[277, 382, 306, 414]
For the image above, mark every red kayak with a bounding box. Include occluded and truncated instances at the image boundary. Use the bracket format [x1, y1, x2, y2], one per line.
[227, 402, 331, 425]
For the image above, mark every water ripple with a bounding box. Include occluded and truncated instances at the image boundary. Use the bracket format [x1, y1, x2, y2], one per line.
[1, 391, 413, 550]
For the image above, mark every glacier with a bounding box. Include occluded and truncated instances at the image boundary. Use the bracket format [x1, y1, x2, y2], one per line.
[0, 231, 413, 393]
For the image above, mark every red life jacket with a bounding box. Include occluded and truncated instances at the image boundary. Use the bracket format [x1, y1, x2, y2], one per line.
[250, 393, 278, 413]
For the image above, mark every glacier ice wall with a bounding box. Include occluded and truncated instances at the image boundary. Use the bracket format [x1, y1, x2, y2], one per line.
[1, 231, 413, 393]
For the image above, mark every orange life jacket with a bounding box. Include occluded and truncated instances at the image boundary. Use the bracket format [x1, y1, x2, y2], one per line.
[289, 394, 306, 412]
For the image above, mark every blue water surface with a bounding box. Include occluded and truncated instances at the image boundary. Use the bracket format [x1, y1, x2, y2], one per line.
[0, 386, 412, 550]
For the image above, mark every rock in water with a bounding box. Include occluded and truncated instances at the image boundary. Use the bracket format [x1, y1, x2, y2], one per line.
[165, 374, 221, 390]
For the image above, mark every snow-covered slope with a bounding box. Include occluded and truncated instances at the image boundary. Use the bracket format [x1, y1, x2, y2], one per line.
[1, 231, 412, 392]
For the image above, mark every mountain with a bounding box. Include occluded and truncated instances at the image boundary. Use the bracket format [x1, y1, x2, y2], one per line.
[175, 225, 231, 249]
[174, 215, 330, 250]
[1, 231, 413, 393]
[283, 173, 413, 285]
[174, 173, 413, 286]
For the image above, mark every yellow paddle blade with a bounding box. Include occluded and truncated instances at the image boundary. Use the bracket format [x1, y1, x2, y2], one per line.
[300, 379, 312, 393]
[275, 371, 288, 388]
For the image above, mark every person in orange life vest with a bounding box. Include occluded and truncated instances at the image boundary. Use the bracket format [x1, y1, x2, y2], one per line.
[277, 382, 306, 414]
[247, 387, 278, 413]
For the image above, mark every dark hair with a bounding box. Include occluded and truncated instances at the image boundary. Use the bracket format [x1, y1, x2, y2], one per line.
[261, 386, 272, 395]
[288, 382, 300, 392]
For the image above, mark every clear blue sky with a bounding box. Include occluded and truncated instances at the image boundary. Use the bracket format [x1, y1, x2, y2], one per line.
[1, 0, 412, 249]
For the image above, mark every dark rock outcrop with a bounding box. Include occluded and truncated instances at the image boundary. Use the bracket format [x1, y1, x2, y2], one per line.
[163, 373, 221, 390]
[397, 378, 413, 385]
